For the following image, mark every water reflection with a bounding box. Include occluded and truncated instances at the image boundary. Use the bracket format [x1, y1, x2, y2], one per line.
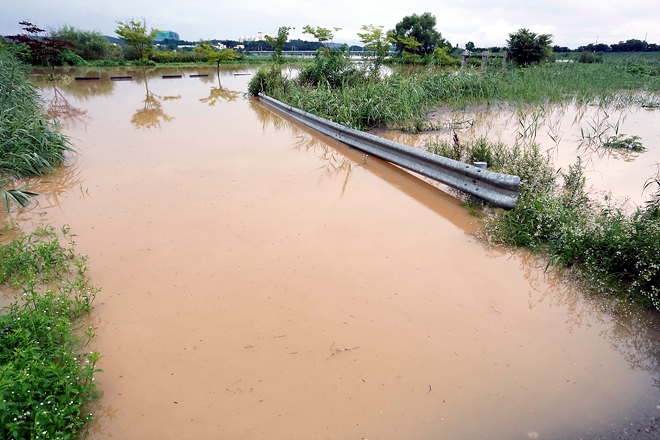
[131, 71, 174, 130]
[249, 98, 357, 197]
[43, 84, 90, 129]
[199, 73, 241, 106]
[489, 245, 660, 385]
[0, 159, 84, 230]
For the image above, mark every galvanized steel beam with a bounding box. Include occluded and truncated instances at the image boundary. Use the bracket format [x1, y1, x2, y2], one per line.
[259, 94, 520, 209]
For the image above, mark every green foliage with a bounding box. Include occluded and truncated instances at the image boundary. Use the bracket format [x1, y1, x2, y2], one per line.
[389, 13, 450, 57]
[248, 65, 290, 96]
[193, 42, 240, 68]
[0, 226, 101, 440]
[507, 28, 553, 66]
[59, 49, 88, 66]
[358, 24, 391, 76]
[0, 48, 73, 197]
[272, 61, 660, 131]
[297, 44, 361, 88]
[577, 51, 603, 64]
[50, 25, 115, 61]
[602, 134, 644, 151]
[115, 18, 160, 62]
[626, 61, 660, 76]
[264, 26, 293, 64]
[432, 46, 460, 66]
[302, 25, 341, 46]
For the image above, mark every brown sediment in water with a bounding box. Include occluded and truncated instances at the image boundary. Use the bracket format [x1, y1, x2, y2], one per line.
[5, 67, 659, 439]
[387, 102, 660, 207]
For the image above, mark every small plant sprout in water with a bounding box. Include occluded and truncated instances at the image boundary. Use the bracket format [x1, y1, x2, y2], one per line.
[602, 134, 644, 151]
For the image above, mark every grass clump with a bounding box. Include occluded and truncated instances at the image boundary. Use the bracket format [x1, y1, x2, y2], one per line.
[0, 225, 101, 440]
[1, 46, 74, 210]
[0, 48, 73, 178]
[429, 136, 660, 311]
[602, 134, 644, 151]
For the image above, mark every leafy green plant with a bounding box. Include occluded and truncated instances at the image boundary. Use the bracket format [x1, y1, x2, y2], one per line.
[602, 134, 644, 151]
[506, 28, 553, 66]
[0, 226, 101, 440]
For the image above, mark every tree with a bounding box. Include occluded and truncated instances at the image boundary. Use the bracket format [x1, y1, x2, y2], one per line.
[194, 41, 240, 71]
[115, 19, 159, 62]
[387, 32, 422, 63]
[5, 21, 70, 68]
[302, 25, 341, 51]
[50, 25, 116, 61]
[388, 13, 450, 57]
[357, 24, 391, 76]
[264, 26, 293, 64]
[465, 41, 475, 52]
[506, 28, 553, 66]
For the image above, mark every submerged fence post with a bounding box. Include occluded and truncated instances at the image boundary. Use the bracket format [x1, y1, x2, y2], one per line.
[461, 50, 470, 70]
[481, 51, 488, 71]
[502, 50, 508, 70]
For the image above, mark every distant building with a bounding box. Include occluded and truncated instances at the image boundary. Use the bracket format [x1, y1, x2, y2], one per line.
[238, 32, 274, 42]
[154, 31, 180, 43]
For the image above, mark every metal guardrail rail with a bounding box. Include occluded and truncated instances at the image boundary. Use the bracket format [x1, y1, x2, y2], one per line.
[259, 94, 520, 209]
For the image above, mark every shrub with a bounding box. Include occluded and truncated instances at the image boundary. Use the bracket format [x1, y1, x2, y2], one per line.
[248, 65, 290, 96]
[577, 51, 603, 63]
[297, 44, 362, 88]
[507, 28, 553, 66]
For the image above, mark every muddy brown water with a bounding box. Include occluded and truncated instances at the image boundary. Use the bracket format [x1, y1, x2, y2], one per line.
[4, 67, 660, 439]
[378, 101, 660, 207]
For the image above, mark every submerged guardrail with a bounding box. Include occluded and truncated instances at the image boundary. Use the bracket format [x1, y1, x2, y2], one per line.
[259, 94, 520, 209]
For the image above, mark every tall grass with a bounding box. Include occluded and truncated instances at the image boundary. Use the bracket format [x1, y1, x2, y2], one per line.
[1, 49, 73, 178]
[265, 61, 660, 130]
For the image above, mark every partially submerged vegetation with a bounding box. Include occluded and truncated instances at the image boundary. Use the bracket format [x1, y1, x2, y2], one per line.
[1, 44, 73, 209]
[1, 42, 99, 439]
[0, 225, 101, 440]
[249, 30, 660, 312]
[428, 136, 660, 310]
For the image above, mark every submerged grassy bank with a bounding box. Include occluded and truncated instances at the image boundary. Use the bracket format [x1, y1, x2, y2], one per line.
[1, 46, 100, 439]
[428, 137, 660, 311]
[258, 61, 660, 131]
[1, 47, 73, 209]
[1, 226, 101, 440]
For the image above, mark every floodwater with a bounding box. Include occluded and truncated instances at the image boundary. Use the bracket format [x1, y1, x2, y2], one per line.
[5, 66, 660, 439]
[378, 101, 660, 207]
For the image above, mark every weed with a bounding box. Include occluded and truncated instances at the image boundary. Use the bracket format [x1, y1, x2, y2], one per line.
[0, 226, 100, 440]
[602, 134, 644, 151]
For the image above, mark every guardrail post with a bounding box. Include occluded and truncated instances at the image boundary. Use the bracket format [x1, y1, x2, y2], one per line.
[461, 50, 470, 70]
[502, 50, 508, 70]
[481, 51, 488, 71]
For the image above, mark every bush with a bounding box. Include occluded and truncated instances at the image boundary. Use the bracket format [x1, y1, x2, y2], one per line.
[50, 25, 114, 61]
[577, 51, 603, 63]
[59, 49, 88, 66]
[507, 28, 553, 66]
[297, 44, 363, 88]
[248, 65, 290, 96]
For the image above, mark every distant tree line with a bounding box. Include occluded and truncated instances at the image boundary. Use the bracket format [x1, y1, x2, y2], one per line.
[571, 39, 659, 52]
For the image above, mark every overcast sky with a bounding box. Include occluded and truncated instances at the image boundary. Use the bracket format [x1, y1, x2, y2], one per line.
[1, 0, 659, 48]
